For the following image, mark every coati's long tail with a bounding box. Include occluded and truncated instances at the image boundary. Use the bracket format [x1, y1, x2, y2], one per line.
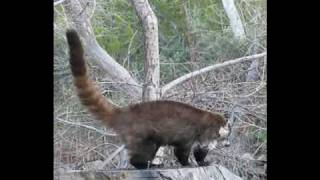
[66, 29, 117, 121]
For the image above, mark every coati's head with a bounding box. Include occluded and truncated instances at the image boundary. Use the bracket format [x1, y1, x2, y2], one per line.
[199, 112, 230, 149]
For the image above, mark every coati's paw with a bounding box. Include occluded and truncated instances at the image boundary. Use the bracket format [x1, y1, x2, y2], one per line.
[149, 163, 164, 168]
[197, 161, 210, 166]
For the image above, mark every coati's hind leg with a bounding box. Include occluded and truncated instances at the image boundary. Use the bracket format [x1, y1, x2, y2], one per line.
[193, 145, 210, 166]
[129, 139, 159, 169]
[174, 143, 193, 166]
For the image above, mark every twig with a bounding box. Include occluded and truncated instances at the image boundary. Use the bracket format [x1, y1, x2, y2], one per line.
[98, 145, 126, 169]
[161, 52, 266, 95]
[54, 0, 66, 6]
[234, 114, 266, 130]
[123, 30, 138, 70]
[78, 143, 121, 159]
[56, 117, 117, 136]
[89, 0, 96, 19]
[99, 81, 143, 88]
[229, 82, 266, 98]
[253, 141, 266, 156]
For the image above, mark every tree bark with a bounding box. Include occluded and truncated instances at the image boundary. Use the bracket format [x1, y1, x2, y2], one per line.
[63, 0, 142, 99]
[221, 0, 246, 40]
[130, 0, 160, 101]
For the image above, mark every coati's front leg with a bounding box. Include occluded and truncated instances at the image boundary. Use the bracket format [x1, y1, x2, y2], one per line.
[129, 139, 160, 169]
[130, 153, 153, 169]
[174, 143, 192, 166]
[193, 145, 210, 166]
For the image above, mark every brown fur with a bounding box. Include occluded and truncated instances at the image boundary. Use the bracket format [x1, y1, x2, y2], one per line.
[66, 29, 227, 169]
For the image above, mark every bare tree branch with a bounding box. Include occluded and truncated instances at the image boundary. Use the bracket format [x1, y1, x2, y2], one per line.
[161, 52, 266, 95]
[54, 0, 67, 6]
[62, 0, 142, 99]
[221, 0, 246, 40]
[98, 145, 125, 169]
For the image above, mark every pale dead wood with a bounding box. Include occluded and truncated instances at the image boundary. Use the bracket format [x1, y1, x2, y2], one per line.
[54, 0, 66, 6]
[221, 0, 246, 40]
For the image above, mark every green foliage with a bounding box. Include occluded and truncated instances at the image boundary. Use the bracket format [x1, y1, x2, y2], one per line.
[92, 0, 141, 64]
[54, 0, 266, 92]
[255, 130, 267, 143]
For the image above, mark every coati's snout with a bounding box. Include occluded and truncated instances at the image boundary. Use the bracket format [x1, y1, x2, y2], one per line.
[207, 124, 231, 150]
[217, 123, 231, 148]
[218, 123, 230, 138]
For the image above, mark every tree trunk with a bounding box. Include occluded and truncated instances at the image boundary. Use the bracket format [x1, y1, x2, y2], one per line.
[130, 0, 160, 101]
[63, 0, 142, 99]
[221, 0, 246, 40]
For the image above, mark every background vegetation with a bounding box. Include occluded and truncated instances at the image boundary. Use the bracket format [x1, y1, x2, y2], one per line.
[54, 0, 266, 179]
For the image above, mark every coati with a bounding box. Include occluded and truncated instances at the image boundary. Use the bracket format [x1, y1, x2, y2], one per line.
[66, 29, 230, 169]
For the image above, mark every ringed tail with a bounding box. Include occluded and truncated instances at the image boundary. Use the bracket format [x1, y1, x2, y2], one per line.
[66, 29, 117, 121]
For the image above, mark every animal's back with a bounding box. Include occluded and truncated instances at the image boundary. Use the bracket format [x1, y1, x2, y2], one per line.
[109, 100, 207, 145]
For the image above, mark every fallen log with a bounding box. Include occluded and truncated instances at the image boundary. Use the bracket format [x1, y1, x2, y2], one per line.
[59, 164, 242, 180]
